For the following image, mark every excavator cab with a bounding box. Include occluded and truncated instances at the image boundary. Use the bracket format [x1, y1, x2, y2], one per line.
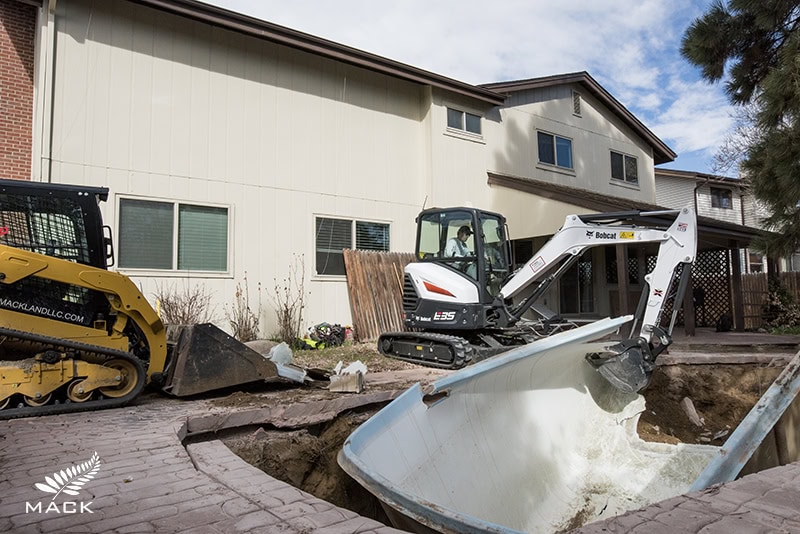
[416, 207, 512, 300]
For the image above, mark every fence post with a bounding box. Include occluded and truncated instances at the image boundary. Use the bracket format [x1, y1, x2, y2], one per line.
[730, 241, 745, 332]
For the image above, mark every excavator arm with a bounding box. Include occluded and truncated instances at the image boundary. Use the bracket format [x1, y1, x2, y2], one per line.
[499, 207, 696, 392]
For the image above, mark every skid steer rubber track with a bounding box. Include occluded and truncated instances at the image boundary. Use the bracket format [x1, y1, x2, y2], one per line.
[378, 331, 473, 370]
[0, 326, 146, 420]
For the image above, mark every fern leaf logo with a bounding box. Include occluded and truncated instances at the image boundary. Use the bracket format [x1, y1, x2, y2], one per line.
[34, 451, 101, 500]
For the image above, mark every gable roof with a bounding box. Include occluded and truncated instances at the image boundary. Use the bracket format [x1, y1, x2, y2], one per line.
[127, 0, 506, 106]
[482, 72, 676, 165]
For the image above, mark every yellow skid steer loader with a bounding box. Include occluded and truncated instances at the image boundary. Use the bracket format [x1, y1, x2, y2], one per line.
[0, 179, 281, 419]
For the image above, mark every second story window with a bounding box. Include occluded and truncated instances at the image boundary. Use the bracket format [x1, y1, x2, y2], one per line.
[447, 108, 481, 135]
[710, 187, 733, 209]
[537, 131, 573, 169]
[610, 151, 638, 184]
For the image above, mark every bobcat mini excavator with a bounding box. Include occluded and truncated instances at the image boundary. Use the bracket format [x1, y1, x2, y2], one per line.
[378, 206, 697, 393]
[0, 179, 283, 419]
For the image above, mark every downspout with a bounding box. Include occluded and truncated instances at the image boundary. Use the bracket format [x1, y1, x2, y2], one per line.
[693, 175, 709, 214]
[38, 0, 57, 183]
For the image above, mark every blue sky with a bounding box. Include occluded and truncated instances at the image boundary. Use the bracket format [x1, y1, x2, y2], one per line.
[207, 0, 732, 176]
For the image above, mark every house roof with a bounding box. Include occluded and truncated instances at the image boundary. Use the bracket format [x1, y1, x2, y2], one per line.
[487, 171, 765, 247]
[655, 168, 746, 189]
[127, 0, 506, 106]
[482, 72, 677, 165]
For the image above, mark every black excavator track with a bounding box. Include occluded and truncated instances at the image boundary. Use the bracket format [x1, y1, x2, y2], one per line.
[378, 331, 476, 370]
[0, 326, 146, 420]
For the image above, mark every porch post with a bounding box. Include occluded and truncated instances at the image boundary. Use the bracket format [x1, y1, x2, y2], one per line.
[683, 272, 696, 336]
[615, 244, 631, 337]
[730, 241, 745, 332]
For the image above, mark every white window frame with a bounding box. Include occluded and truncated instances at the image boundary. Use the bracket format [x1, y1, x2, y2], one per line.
[116, 195, 232, 276]
[445, 106, 483, 139]
[314, 215, 391, 278]
[537, 130, 574, 170]
[610, 150, 639, 184]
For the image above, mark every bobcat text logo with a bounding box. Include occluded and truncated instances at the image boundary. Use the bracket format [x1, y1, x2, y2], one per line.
[26, 451, 101, 514]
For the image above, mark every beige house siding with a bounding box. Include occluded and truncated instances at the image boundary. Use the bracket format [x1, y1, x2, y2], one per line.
[487, 84, 658, 210]
[26, 0, 676, 334]
[654, 174, 696, 210]
[43, 0, 431, 334]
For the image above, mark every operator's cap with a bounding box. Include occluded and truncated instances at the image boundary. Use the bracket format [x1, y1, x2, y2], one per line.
[458, 225, 472, 235]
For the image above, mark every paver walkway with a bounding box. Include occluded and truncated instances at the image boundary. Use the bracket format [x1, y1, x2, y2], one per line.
[0, 393, 404, 534]
[2, 354, 800, 533]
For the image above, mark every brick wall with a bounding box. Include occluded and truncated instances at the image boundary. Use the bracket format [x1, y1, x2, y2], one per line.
[0, 1, 36, 181]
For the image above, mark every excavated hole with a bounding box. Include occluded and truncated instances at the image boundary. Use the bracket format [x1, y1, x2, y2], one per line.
[216, 359, 791, 528]
[220, 405, 390, 524]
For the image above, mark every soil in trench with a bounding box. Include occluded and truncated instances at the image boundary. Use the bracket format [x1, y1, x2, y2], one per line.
[220, 361, 785, 525]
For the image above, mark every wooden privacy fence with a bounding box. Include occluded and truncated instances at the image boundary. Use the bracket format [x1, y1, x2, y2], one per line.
[343, 249, 415, 341]
[742, 272, 800, 329]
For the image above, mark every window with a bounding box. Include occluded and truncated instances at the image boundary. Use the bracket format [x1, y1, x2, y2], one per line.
[446, 107, 481, 135]
[748, 251, 764, 273]
[537, 131, 573, 169]
[710, 187, 733, 209]
[118, 198, 228, 271]
[610, 151, 638, 183]
[315, 217, 390, 276]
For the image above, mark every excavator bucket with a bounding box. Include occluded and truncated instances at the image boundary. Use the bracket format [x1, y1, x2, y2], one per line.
[585, 340, 656, 394]
[162, 323, 279, 397]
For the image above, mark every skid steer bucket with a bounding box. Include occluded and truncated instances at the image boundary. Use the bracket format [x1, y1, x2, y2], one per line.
[162, 323, 279, 397]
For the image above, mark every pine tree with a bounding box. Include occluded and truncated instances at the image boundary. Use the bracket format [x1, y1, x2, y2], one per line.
[682, 1, 800, 256]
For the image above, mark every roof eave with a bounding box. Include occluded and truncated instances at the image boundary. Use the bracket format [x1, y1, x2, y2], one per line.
[483, 72, 676, 164]
[126, 0, 506, 106]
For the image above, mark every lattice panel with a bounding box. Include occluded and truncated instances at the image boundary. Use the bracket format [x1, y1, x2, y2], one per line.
[691, 249, 731, 328]
[643, 249, 730, 329]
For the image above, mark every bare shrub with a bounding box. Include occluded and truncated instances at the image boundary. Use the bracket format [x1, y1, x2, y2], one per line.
[152, 282, 215, 325]
[225, 275, 262, 342]
[269, 254, 307, 346]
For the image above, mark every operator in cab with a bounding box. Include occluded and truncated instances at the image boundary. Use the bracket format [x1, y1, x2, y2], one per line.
[445, 225, 473, 257]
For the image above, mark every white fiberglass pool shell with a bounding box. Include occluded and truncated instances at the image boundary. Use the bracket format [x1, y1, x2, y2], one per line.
[339, 317, 718, 533]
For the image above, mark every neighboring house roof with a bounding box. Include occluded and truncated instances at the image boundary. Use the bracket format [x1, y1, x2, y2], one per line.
[655, 168, 746, 189]
[483, 72, 677, 165]
[487, 171, 765, 247]
[127, 0, 506, 106]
